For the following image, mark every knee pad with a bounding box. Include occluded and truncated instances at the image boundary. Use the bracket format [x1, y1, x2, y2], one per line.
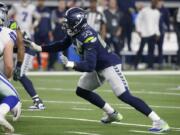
[1, 96, 19, 110]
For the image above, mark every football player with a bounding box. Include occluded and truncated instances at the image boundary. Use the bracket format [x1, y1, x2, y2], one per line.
[0, 3, 21, 133]
[8, 0, 45, 110]
[29, 7, 169, 132]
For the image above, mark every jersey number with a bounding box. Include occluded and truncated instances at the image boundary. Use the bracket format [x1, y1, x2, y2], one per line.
[22, 12, 28, 22]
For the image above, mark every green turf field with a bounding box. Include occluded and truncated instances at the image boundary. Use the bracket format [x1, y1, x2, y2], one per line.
[4, 74, 180, 135]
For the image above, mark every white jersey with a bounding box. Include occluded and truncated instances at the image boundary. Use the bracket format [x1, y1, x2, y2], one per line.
[10, 3, 38, 36]
[136, 7, 160, 37]
[0, 27, 16, 55]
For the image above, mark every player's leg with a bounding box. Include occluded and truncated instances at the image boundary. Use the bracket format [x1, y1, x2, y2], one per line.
[19, 52, 45, 110]
[0, 74, 21, 133]
[76, 71, 122, 122]
[101, 64, 169, 132]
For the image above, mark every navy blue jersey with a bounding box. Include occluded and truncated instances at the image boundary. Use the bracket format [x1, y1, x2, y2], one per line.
[42, 25, 121, 72]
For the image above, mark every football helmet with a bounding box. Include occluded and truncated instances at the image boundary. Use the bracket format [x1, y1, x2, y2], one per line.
[62, 7, 87, 36]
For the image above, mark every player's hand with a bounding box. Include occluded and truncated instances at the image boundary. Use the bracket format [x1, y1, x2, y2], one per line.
[60, 54, 75, 68]
[13, 66, 21, 81]
[24, 39, 42, 52]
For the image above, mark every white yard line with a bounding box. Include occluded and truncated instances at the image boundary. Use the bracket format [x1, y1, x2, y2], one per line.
[167, 87, 180, 91]
[16, 86, 180, 96]
[65, 131, 100, 135]
[129, 130, 166, 134]
[22, 99, 180, 110]
[4, 133, 24, 135]
[20, 115, 180, 130]
[72, 107, 94, 111]
[26, 71, 180, 76]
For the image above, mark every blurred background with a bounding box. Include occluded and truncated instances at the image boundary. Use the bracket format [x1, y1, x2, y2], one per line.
[3, 0, 180, 71]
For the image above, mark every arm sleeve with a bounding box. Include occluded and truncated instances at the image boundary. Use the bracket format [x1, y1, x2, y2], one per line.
[42, 36, 72, 52]
[74, 43, 97, 72]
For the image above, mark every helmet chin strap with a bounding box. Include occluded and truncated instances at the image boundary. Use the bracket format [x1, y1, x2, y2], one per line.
[67, 29, 75, 36]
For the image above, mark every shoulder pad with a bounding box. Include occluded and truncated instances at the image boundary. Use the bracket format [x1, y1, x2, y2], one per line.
[8, 20, 19, 30]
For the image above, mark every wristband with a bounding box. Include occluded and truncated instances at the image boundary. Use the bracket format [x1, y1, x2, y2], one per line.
[66, 61, 75, 68]
[16, 61, 22, 68]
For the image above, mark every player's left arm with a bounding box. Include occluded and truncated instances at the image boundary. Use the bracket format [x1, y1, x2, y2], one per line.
[16, 29, 25, 66]
[61, 37, 97, 72]
[13, 29, 25, 81]
[8, 21, 25, 80]
[74, 43, 97, 72]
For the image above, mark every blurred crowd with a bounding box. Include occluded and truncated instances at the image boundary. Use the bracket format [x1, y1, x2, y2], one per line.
[8, 0, 180, 70]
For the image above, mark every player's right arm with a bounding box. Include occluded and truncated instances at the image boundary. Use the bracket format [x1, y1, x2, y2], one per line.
[28, 35, 72, 52]
[3, 40, 14, 79]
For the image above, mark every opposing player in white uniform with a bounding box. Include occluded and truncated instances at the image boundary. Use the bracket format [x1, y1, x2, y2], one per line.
[8, 0, 45, 110]
[0, 4, 21, 133]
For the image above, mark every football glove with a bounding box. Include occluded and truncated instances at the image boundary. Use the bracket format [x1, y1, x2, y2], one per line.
[13, 67, 21, 81]
[22, 32, 42, 52]
[24, 39, 42, 52]
[13, 62, 22, 81]
[60, 53, 75, 68]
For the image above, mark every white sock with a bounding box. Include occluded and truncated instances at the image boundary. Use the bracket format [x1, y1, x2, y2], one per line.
[0, 103, 10, 116]
[102, 103, 114, 114]
[148, 111, 161, 122]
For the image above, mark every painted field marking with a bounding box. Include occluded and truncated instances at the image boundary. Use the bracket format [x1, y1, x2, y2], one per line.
[129, 130, 166, 134]
[20, 115, 180, 131]
[167, 87, 180, 91]
[4, 133, 24, 135]
[65, 131, 100, 135]
[22, 99, 180, 110]
[16, 86, 180, 97]
[72, 107, 94, 111]
[26, 71, 180, 76]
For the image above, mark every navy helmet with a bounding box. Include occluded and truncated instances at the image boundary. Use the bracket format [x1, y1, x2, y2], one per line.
[0, 2, 8, 26]
[62, 7, 87, 36]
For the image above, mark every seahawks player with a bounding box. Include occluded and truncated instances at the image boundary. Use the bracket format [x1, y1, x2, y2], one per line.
[0, 3, 21, 133]
[29, 7, 169, 132]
